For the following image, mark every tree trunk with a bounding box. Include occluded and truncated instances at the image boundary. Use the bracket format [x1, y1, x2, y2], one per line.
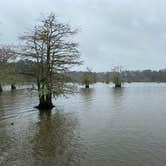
[115, 84, 121, 88]
[11, 84, 16, 90]
[0, 84, 2, 92]
[39, 95, 45, 104]
[36, 94, 54, 110]
[46, 94, 52, 106]
[85, 84, 89, 88]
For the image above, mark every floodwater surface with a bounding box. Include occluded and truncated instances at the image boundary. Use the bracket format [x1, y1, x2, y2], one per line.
[1, 83, 166, 166]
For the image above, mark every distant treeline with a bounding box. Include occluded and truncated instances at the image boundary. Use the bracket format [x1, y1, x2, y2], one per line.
[15, 60, 166, 83]
[122, 70, 166, 82]
[66, 70, 166, 83]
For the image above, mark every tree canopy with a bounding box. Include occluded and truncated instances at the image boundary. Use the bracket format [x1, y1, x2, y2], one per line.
[20, 13, 81, 109]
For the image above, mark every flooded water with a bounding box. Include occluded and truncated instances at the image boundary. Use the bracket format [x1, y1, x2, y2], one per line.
[1, 83, 166, 166]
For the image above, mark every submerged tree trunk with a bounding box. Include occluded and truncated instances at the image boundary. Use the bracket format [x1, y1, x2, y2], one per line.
[0, 84, 2, 92]
[46, 94, 52, 105]
[36, 94, 54, 110]
[36, 77, 54, 110]
[114, 76, 122, 88]
[11, 84, 16, 90]
[85, 84, 89, 88]
[115, 83, 121, 88]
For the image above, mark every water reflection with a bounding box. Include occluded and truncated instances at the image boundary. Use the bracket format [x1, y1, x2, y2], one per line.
[32, 110, 81, 166]
[111, 87, 124, 98]
[111, 87, 125, 110]
[0, 103, 82, 165]
[80, 88, 95, 111]
[80, 88, 95, 98]
[1, 83, 166, 166]
[0, 119, 11, 166]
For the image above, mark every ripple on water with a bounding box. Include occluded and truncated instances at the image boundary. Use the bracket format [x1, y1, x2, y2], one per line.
[1, 83, 166, 166]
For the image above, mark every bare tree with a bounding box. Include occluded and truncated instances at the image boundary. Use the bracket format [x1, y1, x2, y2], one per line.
[111, 66, 123, 88]
[20, 13, 81, 109]
[82, 68, 95, 88]
[0, 46, 16, 91]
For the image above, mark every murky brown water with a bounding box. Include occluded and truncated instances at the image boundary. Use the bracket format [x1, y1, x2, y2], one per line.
[1, 83, 166, 166]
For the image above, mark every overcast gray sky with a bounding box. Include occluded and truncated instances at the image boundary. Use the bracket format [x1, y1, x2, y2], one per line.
[0, 0, 166, 71]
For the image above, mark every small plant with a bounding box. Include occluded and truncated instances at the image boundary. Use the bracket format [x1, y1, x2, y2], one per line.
[82, 68, 94, 88]
[111, 66, 123, 88]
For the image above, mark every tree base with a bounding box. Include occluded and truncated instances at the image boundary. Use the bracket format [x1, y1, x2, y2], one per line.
[11, 84, 16, 90]
[115, 84, 121, 88]
[85, 85, 89, 88]
[35, 103, 55, 110]
[0, 85, 2, 92]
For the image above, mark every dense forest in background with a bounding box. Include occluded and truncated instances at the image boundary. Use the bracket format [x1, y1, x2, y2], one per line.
[15, 60, 166, 83]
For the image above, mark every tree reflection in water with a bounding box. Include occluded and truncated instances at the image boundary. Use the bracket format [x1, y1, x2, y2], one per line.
[32, 110, 81, 166]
